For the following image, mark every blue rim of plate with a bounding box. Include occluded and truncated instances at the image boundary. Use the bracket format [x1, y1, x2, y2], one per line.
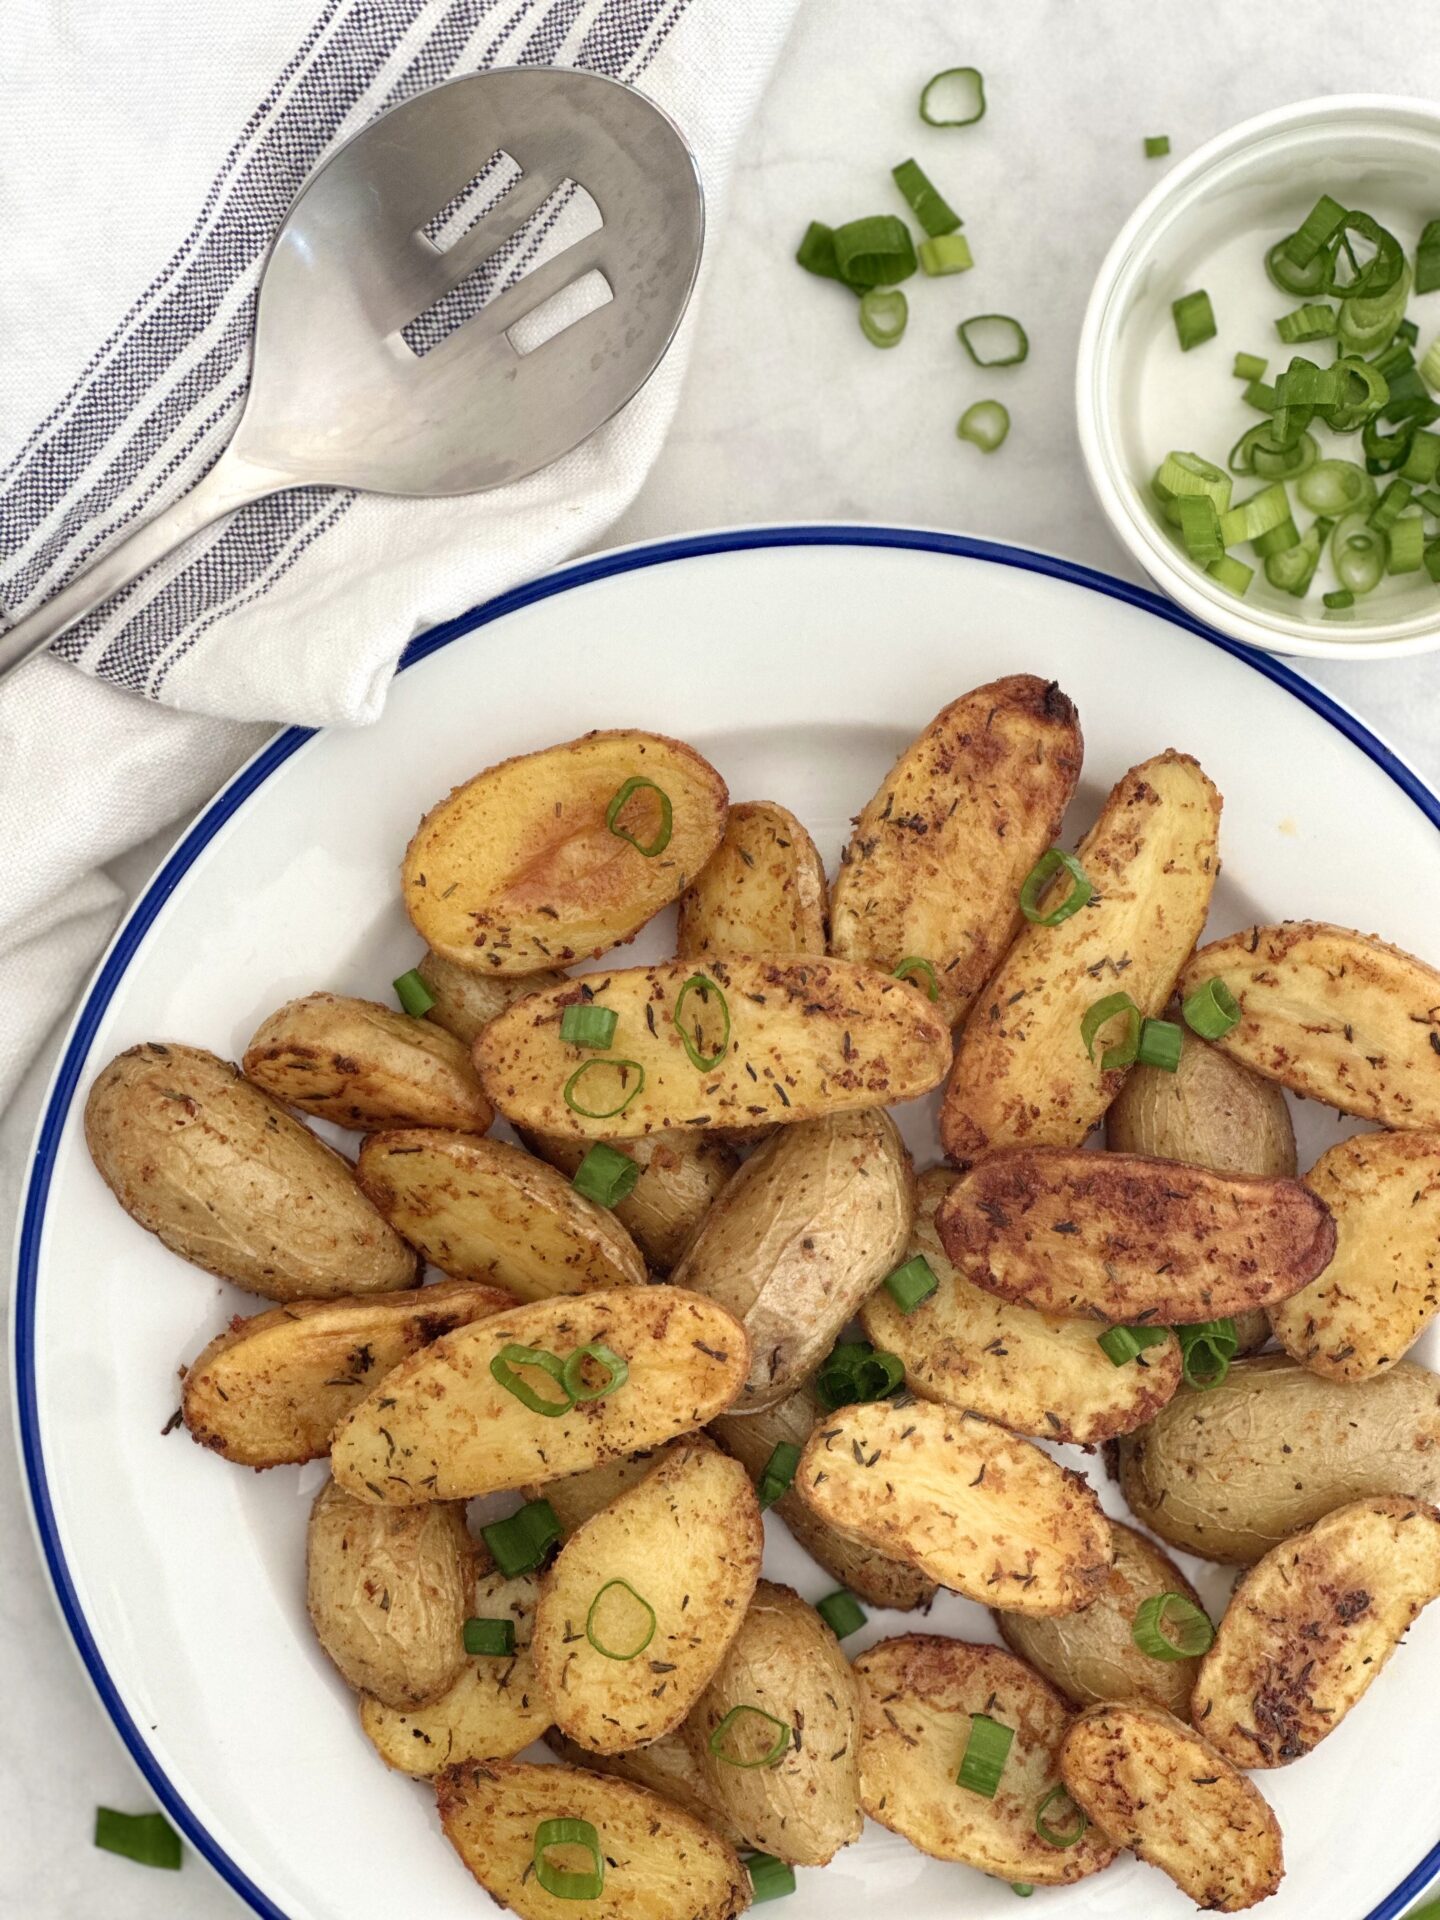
[12, 525, 1440, 1920]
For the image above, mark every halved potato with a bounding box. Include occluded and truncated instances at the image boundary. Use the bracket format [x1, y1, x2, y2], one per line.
[940, 751, 1221, 1168]
[473, 956, 952, 1140]
[416, 949, 566, 1046]
[936, 1146, 1336, 1324]
[182, 1279, 511, 1467]
[1192, 1494, 1440, 1766]
[330, 1286, 749, 1503]
[243, 992, 492, 1132]
[854, 1635, 1116, 1887]
[404, 730, 729, 974]
[436, 1759, 751, 1920]
[1105, 1021, 1297, 1176]
[356, 1132, 645, 1301]
[796, 1399, 1111, 1614]
[677, 801, 827, 957]
[860, 1169, 1182, 1442]
[1060, 1702, 1284, 1912]
[545, 1730, 747, 1848]
[528, 1444, 683, 1534]
[1179, 921, 1440, 1130]
[1270, 1129, 1440, 1379]
[670, 1110, 914, 1410]
[523, 1128, 739, 1273]
[534, 1440, 762, 1752]
[830, 676, 1085, 1028]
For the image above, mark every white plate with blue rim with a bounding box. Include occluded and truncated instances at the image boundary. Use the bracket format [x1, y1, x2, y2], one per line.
[13, 526, 1440, 1920]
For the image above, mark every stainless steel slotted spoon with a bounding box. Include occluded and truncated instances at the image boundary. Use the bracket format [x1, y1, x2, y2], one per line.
[0, 67, 703, 681]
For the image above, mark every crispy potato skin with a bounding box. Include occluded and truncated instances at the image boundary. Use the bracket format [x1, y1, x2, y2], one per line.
[356, 1131, 646, 1301]
[84, 1043, 418, 1301]
[854, 1635, 1116, 1885]
[687, 1581, 862, 1866]
[861, 1168, 1182, 1442]
[1180, 921, 1440, 1130]
[710, 1390, 936, 1610]
[545, 1730, 748, 1849]
[940, 751, 1221, 1168]
[677, 801, 828, 958]
[830, 676, 1084, 1029]
[997, 1520, 1208, 1718]
[182, 1278, 511, 1467]
[1105, 1025, 1297, 1177]
[796, 1399, 1111, 1615]
[437, 1760, 752, 1920]
[937, 1146, 1336, 1324]
[1192, 1495, 1440, 1767]
[404, 730, 729, 974]
[1271, 1129, 1440, 1379]
[306, 1479, 471, 1710]
[524, 1128, 738, 1273]
[670, 1110, 914, 1410]
[535, 1441, 762, 1752]
[330, 1286, 750, 1503]
[1117, 1354, 1440, 1564]
[1060, 1702, 1284, 1912]
[475, 956, 951, 1140]
[417, 949, 566, 1047]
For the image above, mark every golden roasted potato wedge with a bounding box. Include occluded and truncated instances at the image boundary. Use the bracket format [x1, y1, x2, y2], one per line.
[360, 1565, 547, 1773]
[534, 1440, 762, 1752]
[528, 1444, 683, 1534]
[404, 730, 729, 974]
[545, 1730, 747, 1848]
[437, 1759, 750, 1920]
[355, 1132, 645, 1301]
[861, 1169, 1182, 1442]
[1105, 1023, 1297, 1175]
[796, 1399, 1111, 1614]
[473, 956, 951, 1140]
[1117, 1354, 1440, 1564]
[1270, 1129, 1440, 1379]
[330, 1286, 749, 1503]
[182, 1279, 511, 1467]
[830, 676, 1084, 1028]
[854, 1635, 1116, 1886]
[940, 751, 1221, 1168]
[523, 1128, 738, 1273]
[306, 1479, 471, 1709]
[670, 1110, 914, 1411]
[1180, 920, 1440, 1130]
[1193, 1494, 1440, 1767]
[687, 1581, 862, 1866]
[1060, 1702, 1284, 1912]
[937, 1146, 1336, 1324]
[677, 801, 827, 958]
[84, 1043, 418, 1301]
[997, 1519, 1209, 1718]
[416, 949, 566, 1046]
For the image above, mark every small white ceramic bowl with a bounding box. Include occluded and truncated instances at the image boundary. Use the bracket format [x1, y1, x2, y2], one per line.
[1078, 95, 1440, 660]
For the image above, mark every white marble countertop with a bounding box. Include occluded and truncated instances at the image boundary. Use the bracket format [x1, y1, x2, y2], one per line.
[4, 4, 1439, 1916]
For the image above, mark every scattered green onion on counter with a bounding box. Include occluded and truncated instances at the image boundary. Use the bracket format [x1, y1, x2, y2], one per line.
[859, 287, 908, 348]
[95, 1809, 182, 1872]
[919, 233, 974, 276]
[957, 399, 1010, 452]
[920, 66, 986, 127]
[892, 157, 961, 236]
[1144, 134, 1170, 159]
[957, 314, 1029, 367]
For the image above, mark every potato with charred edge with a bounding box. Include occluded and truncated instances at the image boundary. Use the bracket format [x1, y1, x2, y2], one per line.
[936, 1146, 1336, 1325]
[830, 676, 1084, 1029]
[854, 1636, 1116, 1887]
[437, 1760, 751, 1920]
[1192, 1495, 1440, 1767]
[687, 1581, 862, 1866]
[1270, 1130, 1440, 1380]
[182, 1279, 512, 1468]
[861, 1169, 1182, 1443]
[356, 1132, 646, 1301]
[670, 1110, 914, 1411]
[1179, 920, 1440, 1130]
[940, 750, 1221, 1168]
[1105, 1021, 1297, 1177]
[474, 955, 951, 1139]
[545, 1730, 747, 1849]
[796, 1399, 1111, 1615]
[997, 1520, 1209, 1718]
[404, 730, 729, 975]
[523, 1128, 739, 1273]
[330, 1286, 749, 1504]
[534, 1441, 762, 1753]
[1060, 1702, 1284, 1912]
[677, 800, 827, 957]
[85, 1044, 418, 1301]
[416, 949, 567, 1046]
[1117, 1354, 1440, 1565]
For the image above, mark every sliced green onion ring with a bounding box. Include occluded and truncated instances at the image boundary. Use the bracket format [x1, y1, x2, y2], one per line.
[957, 314, 1029, 367]
[1227, 423, 1316, 482]
[1081, 992, 1140, 1071]
[94, 1809, 182, 1871]
[1266, 518, 1327, 594]
[1132, 1591, 1216, 1660]
[586, 1578, 656, 1660]
[560, 1002, 619, 1050]
[1172, 289, 1216, 351]
[892, 157, 960, 235]
[919, 233, 974, 276]
[893, 955, 940, 999]
[757, 1441, 802, 1510]
[1388, 514, 1425, 573]
[673, 972, 731, 1071]
[859, 288, 907, 348]
[957, 1713, 1014, 1797]
[1296, 460, 1374, 517]
[1266, 237, 1333, 299]
[1019, 848, 1093, 926]
[957, 399, 1009, 452]
[464, 1616, 516, 1657]
[606, 775, 673, 856]
[1153, 450, 1232, 521]
[817, 1590, 867, 1639]
[490, 1344, 573, 1417]
[1182, 977, 1241, 1038]
[1371, 477, 1413, 532]
[885, 1253, 939, 1314]
[1207, 554, 1254, 597]
[708, 1704, 792, 1769]
[832, 215, 918, 288]
[561, 1341, 629, 1404]
[533, 1818, 604, 1901]
[920, 66, 986, 126]
[572, 1142, 640, 1209]
[1276, 302, 1336, 344]
[1332, 511, 1387, 594]
[1325, 211, 1405, 300]
[1034, 1783, 1090, 1849]
[1219, 482, 1290, 548]
[1283, 193, 1347, 269]
[1098, 1324, 1170, 1367]
[394, 968, 437, 1017]
[1177, 494, 1223, 564]
[563, 1057, 645, 1119]
[1137, 1017, 1183, 1072]
[1177, 1318, 1238, 1390]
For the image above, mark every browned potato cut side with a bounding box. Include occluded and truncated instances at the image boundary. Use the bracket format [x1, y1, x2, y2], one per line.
[545, 1730, 748, 1848]
[830, 676, 1084, 1028]
[677, 801, 828, 957]
[1105, 1023, 1297, 1176]
[524, 1128, 738, 1273]
[416, 949, 567, 1046]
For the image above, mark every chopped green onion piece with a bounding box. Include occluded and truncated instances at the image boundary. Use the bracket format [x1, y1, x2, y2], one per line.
[1143, 134, 1170, 159]
[1401, 431, 1440, 485]
[1332, 511, 1387, 594]
[561, 1341, 628, 1404]
[1297, 460, 1374, 517]
[1276, 302, 1336, 344]
[394, 968, 437, 1017]
[1242, 378, 1277, 414]
[832, 215, 918, 288]
[1011, 1887, 1035, 1900]
[464, 1616, 516, 1657]
[1388, 514, 1425, 574]
[1423, 491, 1440, 519]
[1371, 477, 1413, 531]
[1233, 351, 1268, 381]
[560, 1002, 619, 1050]
[859, 287, 908, 348]
[1266, 237, 1333, 299]
[919, 233, 973, 276]
[1132, 1592, 1215, 1660]
[1034, 1784, 1090, 1849]
[1171, 289, 1216, 351]
[891, 157, 961, 236]
[1219, 482, 1290, 547]
[957, 1714, 1014, 1798]
[746, 1854, 797, 1903]
[1176, 494, 1223, 564]
[920, 66, 986, 126]
[1323, 587, 1356, 610]
[94, 1810, 182, 1871]
[1098, 1324, 1170, 1367]
[957, 399, 1010, 452]
[957, 314, 1030, 367]
[533, 1818, 603, 1902]
[1364, 413, 1416, 474]
[563, 1057, 645, 1119]
[885, 1254, 939, 1314]
[1019, 848, 1093, 926]
[1178, 1318, 1238, 1390]
[795, 221, 843, 282]
[1324, 359, 1389, 432]
[708, 1704, 791, 1769]
[1081, 991, 1141, 1071]
[1182, 977, 1241, 1038]
[490, 1343, 573, 1417]
[572, 1142, 640, 1209]
[757, 1441, 801, 1510]
[1283, 193, 1347, 268]
[1418, 219, 1440, 295]
[586, 1578, 656, 1659]
[1371, 339, 1416, 383]
[1326, 212, 1405, 299]
[815, 1338, 905, 1410]
[817, 1590, 867, 1639]
[1207, 554, 1254, 597]
[1382, 366, 1440, 426]
[1274, 357, 1340, 409]
[1137, 1017, 1183, 1072]
[483, 1499, 562, 1577]
[1229, 423, 1316, 481]
[606, 776, 673, 856]
[1422, 337, 1440, 393]
[893, 955, 940, 999]
[1265, 522, 1324, 596]
[1153, 450, 1232, 520]
[1399, 317, 1421, 347]
[674, 972, 730, 1071]
[1251, 515, 1300, 559]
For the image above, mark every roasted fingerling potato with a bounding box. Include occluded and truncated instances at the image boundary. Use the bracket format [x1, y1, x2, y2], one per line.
[523, 1127, 739, 1273]
[1105, 1020, 1297, 1176]
[544, 1729, 748, 1849]
[526, 1443, 684, 1535]
[677, 800, 828, 957]
[415, 949, 566, 1046]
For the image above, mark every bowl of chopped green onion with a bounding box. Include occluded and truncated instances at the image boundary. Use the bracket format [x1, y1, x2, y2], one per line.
[1078, 96, 1440, 658]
